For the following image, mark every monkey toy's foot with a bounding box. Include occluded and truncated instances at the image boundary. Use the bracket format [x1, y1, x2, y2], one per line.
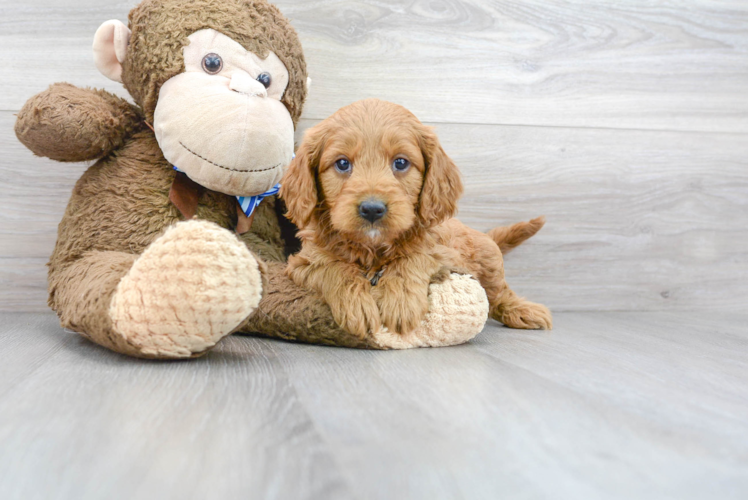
[371, 274, 490, 349]
[109, 220, 263, 357]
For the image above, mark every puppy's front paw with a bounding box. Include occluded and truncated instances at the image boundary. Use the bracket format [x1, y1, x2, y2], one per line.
[371, 273, 489, 349]
[376, 278, 430, 335]
[326, 288, 381, 339]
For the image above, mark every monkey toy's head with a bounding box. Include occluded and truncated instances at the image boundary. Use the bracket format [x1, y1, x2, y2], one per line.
[93, 0, 308, 197]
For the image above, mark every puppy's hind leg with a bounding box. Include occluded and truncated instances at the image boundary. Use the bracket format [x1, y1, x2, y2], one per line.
[447, 221, 551, 330]
[491, 287, 553, 330]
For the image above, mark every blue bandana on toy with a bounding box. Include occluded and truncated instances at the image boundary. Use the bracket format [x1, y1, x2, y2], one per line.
[237, 184, 281, 217]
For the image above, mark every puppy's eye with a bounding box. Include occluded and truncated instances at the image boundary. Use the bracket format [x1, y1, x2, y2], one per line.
[393, 158, 411, 172]
[202, 53, 223, 74]
[335, 159, 352, 173]
[256, 72, 272, 89]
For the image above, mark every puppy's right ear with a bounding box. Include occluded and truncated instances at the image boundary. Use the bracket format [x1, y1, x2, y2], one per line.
[281, 126, 325, 228]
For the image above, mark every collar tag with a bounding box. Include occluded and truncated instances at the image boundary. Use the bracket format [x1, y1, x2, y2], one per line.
[368, 266, 388, 287]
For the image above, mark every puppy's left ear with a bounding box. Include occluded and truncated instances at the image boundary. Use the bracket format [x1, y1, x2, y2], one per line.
[417, 126, 464, 227]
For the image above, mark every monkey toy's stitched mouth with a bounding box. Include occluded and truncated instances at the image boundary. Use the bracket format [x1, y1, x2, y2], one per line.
[179, 142, 282, 173]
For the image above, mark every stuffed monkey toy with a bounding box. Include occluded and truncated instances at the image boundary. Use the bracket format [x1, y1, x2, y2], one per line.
[14, 0, 492, 359]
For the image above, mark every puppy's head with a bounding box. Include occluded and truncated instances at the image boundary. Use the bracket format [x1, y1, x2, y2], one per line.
[282, 99, 463, 245]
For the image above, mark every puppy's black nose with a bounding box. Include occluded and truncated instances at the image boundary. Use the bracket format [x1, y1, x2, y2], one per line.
[358, 200, 387, 223]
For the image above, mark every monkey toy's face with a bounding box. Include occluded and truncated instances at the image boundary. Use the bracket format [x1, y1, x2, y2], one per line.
[93, 0, 308, 198]
[154, 29, 294, 196]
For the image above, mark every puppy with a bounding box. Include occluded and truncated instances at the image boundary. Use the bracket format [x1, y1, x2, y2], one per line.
[281, 99, 552, 337]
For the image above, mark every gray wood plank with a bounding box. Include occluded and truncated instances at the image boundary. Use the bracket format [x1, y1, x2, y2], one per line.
[0, 313, 73, 398]
[2, 311, 745, 500]
[0, 258, 50, 313]
[435, 123, 748, 314]
[0, 313, 354, 500]
[3, 110, 747, 312]
[1, 1, 747, 132]
[264, 312, 748, 500]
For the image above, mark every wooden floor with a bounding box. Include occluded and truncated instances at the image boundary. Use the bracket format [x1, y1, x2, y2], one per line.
[1, 312, 746, 499]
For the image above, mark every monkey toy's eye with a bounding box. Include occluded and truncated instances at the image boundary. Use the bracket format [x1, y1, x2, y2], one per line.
[201, 53, 223, 74]
[393, 158, 411, 172]
[256, 72, 272, 89]
[334, 158, 352, 173]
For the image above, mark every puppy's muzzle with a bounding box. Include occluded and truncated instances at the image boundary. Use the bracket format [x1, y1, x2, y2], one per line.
[358, 199, 387, 224]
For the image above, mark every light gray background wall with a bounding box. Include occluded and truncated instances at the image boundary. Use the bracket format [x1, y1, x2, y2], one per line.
[1, 0, 747, 312]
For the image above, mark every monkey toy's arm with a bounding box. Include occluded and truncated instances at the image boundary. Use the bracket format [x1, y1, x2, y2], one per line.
[14, 83, 143, 162]
[242, 260, 491, 350]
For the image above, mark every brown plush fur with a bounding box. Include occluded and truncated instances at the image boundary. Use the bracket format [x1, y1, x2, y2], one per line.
[15, 83, 144, 162]
[14, 0, 377, 358]
[283, 99, 552, 336]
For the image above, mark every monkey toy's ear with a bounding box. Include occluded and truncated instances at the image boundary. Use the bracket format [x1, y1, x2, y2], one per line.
[93, 20, 131, 82]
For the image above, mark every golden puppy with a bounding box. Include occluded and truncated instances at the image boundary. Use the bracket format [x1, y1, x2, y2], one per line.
[281, 99, 552, 337]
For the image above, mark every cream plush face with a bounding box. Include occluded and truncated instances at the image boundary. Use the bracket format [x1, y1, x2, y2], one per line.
[153, 29, 294, 196]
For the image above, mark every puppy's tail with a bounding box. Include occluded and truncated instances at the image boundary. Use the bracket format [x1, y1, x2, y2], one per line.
[487, 216, 545, 255]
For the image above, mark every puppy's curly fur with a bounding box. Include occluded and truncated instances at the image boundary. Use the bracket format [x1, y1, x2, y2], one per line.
[282, 99, 552, 337]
